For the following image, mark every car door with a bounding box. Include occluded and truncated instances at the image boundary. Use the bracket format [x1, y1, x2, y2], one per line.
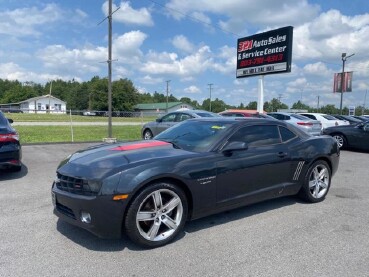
[215, 124, 293, 206]
[153, 113, 178, 135]
[350, 122, 369, 150]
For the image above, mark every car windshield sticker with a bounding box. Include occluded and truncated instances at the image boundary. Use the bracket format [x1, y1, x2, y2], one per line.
[111, 141, 170, 151]
[211, 125, 226, 130]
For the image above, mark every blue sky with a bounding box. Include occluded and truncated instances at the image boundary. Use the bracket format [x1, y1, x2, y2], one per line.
[1, 0, 369, 109]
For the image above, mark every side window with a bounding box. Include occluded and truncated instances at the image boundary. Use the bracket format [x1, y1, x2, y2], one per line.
[279, 126, 297, 142]
[303, 114, 316, 120]
[162, 113, 177, 122]
[178, 113, 192, 122]
[229, 125, 281, 147]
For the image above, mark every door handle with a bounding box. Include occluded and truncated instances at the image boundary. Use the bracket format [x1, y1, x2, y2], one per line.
[277, 152, 288, 158]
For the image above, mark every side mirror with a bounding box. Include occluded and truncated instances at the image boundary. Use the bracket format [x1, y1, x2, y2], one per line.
[156, 118, 162, 123]
[222, 141, 248, 155]
[8, 118, 14, 124]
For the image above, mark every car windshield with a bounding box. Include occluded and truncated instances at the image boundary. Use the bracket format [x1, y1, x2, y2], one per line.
[155, 120, 232, 152]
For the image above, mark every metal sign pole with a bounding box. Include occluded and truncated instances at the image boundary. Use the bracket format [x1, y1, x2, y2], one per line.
[257, 75, 264, 113]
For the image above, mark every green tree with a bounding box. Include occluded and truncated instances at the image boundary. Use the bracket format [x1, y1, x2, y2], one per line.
[291, 101, 310, 111]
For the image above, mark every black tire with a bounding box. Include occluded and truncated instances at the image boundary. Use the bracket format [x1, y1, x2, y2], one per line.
[124, 182, 188, 248]
[143, 129, 153, 140]
[299, 160, 331, 203]
[332, 133, 346, 149]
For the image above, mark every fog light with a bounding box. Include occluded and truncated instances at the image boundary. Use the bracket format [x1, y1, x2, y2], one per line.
[80, 211, 91, 224]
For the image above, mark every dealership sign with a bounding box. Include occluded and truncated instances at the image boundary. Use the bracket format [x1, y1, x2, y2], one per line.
[236, 26, 293, 78]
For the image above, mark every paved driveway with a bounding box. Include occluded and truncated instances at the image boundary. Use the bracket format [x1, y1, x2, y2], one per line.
[1, 144, 368, 277]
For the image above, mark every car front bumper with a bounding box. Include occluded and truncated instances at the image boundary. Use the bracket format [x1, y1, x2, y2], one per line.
[52, 183, 128, 239]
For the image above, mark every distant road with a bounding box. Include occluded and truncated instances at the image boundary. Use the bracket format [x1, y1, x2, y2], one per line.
[13, 121, 145, 126]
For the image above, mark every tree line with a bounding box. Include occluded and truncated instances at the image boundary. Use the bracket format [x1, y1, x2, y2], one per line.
[0, 77, 367, 115]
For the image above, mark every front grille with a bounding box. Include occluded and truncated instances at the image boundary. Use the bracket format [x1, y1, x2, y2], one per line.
[56, 202, 76, 220]
[55, 173, 98, 196]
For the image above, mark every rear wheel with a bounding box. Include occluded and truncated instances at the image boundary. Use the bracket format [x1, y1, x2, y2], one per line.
[124, 182, 188, 248]
[332, 133, 346, 149]
[143, 129, 153, 140]
[299, 160, 331, 203]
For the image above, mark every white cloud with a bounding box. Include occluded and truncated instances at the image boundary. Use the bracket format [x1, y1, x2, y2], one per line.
[102, 1, 153, 26]
[184, 85, 200, 94]
[303, 62, 331, 76]
[141, 46, 213, 76]
[113, 31, 148, 64]
[166, 0, 319, 32]
[0, 4, 62, 37]
[172, 35, 194, 53]
[139, 75, 163, 85]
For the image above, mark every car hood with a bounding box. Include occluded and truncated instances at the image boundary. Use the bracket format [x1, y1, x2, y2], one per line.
[57, 140, 195, 178]
[324, 124, 356, 132]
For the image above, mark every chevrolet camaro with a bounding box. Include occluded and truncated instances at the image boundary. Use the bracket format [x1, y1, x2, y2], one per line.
[52, 118, 340, 248]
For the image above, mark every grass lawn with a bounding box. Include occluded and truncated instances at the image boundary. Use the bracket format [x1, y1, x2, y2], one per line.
[17, 125, 142, 144]
[6, 113, 158, 123]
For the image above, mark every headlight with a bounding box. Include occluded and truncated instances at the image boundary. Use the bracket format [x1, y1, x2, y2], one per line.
[83, 180, 102, 193]
[101, 172, 122, 195]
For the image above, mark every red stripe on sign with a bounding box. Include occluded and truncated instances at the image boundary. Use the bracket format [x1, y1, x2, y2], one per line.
[111, 141, 170, 151]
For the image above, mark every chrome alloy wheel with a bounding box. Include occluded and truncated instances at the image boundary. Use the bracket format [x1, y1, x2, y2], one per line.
[308, 164, 330, 199]
[333, 135, 344, 148]
[136, 189, 183, 242]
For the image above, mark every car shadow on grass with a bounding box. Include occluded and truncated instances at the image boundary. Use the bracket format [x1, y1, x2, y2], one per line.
[0, 164, 28, 181]
[55, 196, 304, 251]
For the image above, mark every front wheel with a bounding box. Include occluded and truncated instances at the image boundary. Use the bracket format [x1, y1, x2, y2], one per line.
[299, 160, 331, 203]
[143, 129, 153, 140]
[332, 134, 346, 149]
[124, 182, 188, 248]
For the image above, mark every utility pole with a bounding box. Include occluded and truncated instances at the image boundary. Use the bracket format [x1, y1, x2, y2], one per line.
[339, 52, 355, 115]
[208, 83, 213, 112]
[98, 0, 120, 141]
[107, 0, 113, 138]
[166, 80, 170, 113]
[48, 80, 52, 113]
[363, 89, 368, 115]
[317, 95, 320, 112]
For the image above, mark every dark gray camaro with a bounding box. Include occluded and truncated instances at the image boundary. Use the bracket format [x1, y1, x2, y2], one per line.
[52, 118, 340, 248]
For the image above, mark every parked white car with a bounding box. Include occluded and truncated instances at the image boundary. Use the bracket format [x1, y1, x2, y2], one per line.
[298, 113, 349, 130]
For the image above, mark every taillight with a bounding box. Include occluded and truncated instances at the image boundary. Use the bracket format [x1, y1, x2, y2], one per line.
[0, 132, 19, 142]
[297, 122, 313, 126]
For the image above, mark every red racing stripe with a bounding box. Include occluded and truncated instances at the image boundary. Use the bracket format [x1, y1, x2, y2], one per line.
[111, 141, 170, 151]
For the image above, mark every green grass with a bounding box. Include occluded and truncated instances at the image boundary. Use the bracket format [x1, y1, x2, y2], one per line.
[6, 113, 157, 123]
[17, 125, 142, 144]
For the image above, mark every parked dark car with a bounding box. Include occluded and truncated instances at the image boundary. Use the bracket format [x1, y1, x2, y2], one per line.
[52, 118, 340, 248]
[332, 115, 362, 125]
[0, 111, 22, 171]
[322, 121, 369, 151]
[352, 115, 369, 122]
[141, 109, 220, 139]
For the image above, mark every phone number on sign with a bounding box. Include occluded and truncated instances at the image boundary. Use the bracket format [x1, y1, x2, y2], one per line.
[239, 54, 284, 67]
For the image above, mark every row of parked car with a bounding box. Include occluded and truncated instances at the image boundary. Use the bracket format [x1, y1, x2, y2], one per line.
[141, 109, 369, 151]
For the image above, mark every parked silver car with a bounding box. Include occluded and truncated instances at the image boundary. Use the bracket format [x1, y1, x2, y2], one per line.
[267, 112, 322, 136]
[142, 109, 220, 139]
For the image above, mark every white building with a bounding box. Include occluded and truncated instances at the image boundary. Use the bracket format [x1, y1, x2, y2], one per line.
[19, 94, 67, 114]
